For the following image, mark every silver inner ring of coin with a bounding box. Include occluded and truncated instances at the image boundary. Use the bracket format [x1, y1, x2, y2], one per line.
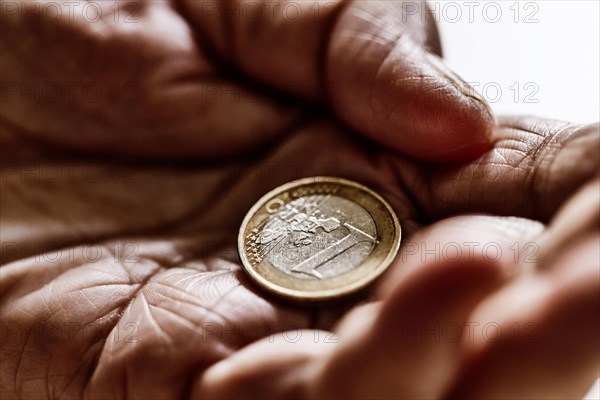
[257, 194, 378, 280]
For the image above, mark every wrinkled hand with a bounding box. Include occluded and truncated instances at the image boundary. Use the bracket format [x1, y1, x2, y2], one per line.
[1, 1, 599, 400]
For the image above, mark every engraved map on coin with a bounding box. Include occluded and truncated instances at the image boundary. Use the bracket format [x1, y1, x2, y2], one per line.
[252, 194, 378, 280]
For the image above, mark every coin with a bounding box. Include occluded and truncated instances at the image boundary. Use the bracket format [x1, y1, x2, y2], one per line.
[238, 177, 401, 302]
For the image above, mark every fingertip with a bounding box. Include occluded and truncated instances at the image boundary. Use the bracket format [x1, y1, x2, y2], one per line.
[378, 215, 534, 300]
[405, 52, 496, 162]
[191, 332, 326, 400]
[413, 97, 496, 163]
[328, 20, 496, 163]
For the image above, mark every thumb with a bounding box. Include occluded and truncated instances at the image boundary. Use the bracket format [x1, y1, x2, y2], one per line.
[327, 1, 494, 162]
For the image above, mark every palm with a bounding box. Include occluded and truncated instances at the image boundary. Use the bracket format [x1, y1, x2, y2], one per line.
[3, 114, 598, 398]
[1, 1, 599, 399]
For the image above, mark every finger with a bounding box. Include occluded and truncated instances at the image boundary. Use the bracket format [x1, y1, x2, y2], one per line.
[536, 179, 600, 267]
[379, 215, 544, 295]
[307, 215, 542, 399]
[0, 1, 299, 159]
[181, 0, 494, 161]
[326, 1, 494, 162]
[191, 330, 334, 400]
[448, 181, 600, 399]
[449, 233, 599, 399]
[399, 116, 600, 222]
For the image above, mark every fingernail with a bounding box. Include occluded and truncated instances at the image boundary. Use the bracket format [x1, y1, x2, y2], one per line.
[424, 53, 494, 116]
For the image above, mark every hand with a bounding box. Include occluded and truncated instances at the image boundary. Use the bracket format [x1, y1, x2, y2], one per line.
[1, 115, 598, 399]
[1, 0, 493, 161]
[1, 1, 598, 398]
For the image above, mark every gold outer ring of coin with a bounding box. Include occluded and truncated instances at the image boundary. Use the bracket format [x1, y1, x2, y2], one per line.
[237, 177, 401, 302]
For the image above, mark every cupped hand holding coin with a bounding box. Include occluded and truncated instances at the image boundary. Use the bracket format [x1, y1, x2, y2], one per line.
[1, 1, 599, 399]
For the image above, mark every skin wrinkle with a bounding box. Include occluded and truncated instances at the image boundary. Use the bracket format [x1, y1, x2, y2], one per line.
[524, 123, 581, 220]
[536, 139, 567, 207]
[151, 303, 200, 333]
[3, 253, 130, 310]
[368, 32, 413, 124]
[56, 340, 109, 397]
[76, 263, 165, 398]
[12, 324, 34, 398]
[1, 166, 242, 264]
[138, 292, 176, 346]
[414, 118, 599, 222]
[491, 146, 511, 167]
[150, 271, 237, 320]
[88, 268, 294, 399]
[137, 236, 237, 271]
[497, 141, 529, 158]
[60, 338, 104, 399]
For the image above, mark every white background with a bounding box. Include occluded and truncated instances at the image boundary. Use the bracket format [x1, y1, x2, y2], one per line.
[437, 0, 599, 123]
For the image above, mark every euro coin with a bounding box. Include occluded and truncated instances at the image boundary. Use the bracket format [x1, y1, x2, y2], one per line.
[238, 177, 401, 302]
